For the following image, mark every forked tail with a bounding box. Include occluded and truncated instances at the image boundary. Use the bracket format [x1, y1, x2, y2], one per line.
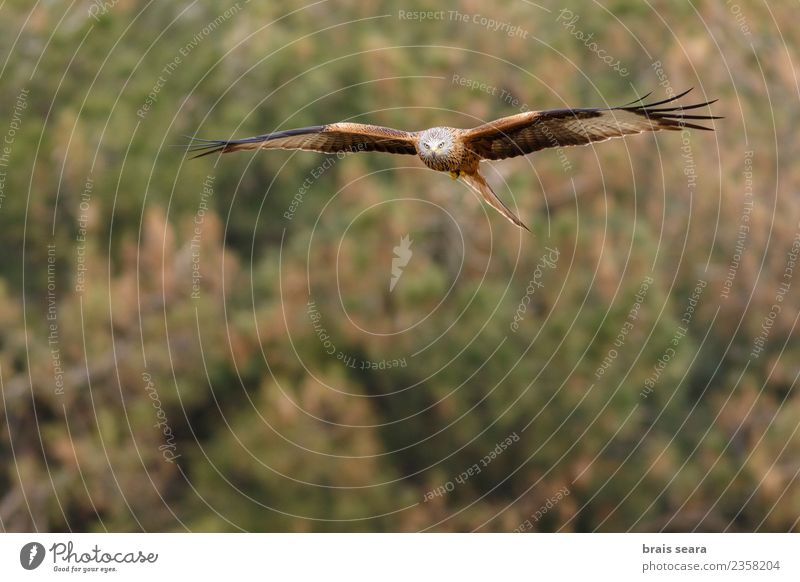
[461, 171, 530, 232]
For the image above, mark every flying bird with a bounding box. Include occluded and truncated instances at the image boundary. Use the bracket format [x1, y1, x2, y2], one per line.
[187, 88, 719, 230]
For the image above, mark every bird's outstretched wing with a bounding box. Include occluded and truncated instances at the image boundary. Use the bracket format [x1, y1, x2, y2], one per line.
[462, 88, 721, 161]
[185, 123, 418, 158]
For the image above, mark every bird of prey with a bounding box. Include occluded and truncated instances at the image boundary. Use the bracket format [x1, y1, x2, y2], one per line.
[187, 88, 719, 230]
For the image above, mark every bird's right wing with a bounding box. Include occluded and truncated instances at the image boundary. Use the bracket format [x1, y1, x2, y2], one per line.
[186, 122, 419, 158]
[462, 88, 720, 161]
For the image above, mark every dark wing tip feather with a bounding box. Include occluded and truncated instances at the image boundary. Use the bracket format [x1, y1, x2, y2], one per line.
[189, 144, 228, 159]
[620, 90, 654, 107]
[182, 126, 328, 159]
[180, 135, 230, 159]
[616, 88, 720, 132]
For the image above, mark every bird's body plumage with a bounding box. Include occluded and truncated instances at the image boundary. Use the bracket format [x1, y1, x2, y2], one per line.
[187, 89, 719, 230]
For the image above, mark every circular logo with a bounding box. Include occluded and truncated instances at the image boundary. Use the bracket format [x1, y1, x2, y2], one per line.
[19, 542, 45, 570]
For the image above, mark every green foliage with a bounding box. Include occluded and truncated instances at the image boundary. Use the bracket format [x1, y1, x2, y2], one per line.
[1, 0, 798, 532]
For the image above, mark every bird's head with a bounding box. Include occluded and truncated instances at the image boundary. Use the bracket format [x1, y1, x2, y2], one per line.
[418, 127, 454, 160]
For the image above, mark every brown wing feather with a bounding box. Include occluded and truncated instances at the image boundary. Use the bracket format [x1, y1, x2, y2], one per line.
[187, 122, 418, 158]
[463, 89, 721, 161]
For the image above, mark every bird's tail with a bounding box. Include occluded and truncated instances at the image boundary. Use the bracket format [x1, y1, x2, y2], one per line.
[461, 171, 530, 232]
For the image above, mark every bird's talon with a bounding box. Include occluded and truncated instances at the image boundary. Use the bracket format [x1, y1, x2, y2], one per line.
[449, 171, 459, 180]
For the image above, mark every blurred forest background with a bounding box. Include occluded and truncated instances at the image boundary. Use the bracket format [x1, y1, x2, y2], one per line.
[1, 0, 798, 532]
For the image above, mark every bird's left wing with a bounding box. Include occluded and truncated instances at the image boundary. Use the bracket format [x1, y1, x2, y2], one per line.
[187, 123, 418, 158]
[462, 88, 720, 161]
